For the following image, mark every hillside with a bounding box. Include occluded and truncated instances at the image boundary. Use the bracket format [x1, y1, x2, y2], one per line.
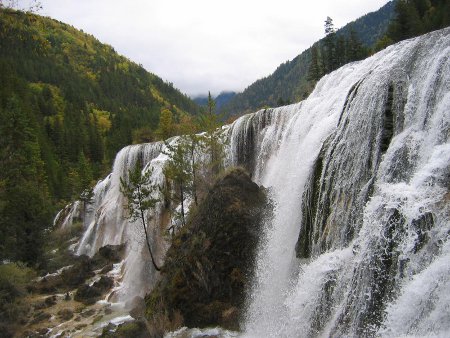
[336, 1, 396, 46]
[221, 1, 396, 116]
[0, 8, 199, 265]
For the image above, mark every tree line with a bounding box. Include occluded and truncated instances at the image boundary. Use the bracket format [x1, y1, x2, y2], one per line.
[307, 17, 369, 81]
[375, 0, 450, 50]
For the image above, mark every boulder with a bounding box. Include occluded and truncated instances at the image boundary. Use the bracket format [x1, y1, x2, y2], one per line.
[145, 168, 270, 330]
[92, 244, 125, 270]
[74, 276, 114, 305]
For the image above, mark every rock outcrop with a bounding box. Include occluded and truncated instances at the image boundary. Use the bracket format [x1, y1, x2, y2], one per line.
[145, 168, 270, 331]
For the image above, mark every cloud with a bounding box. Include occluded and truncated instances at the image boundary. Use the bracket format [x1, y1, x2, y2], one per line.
[36, 0, 390, 96]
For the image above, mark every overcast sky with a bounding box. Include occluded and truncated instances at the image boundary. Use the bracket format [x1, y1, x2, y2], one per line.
[25, 0, 389, 96]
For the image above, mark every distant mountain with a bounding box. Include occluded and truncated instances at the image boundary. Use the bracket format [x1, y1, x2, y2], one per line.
[215, 91, 237, 110]
[193, 91, 237, 112]
[193, 95, 208, 107]
[221, 1, 396, 116]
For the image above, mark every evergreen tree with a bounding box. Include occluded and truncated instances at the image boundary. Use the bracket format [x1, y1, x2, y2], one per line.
[307, 45, 323, 81]
[156, 108, 175, 141]
[0, 96, 51, 265]
[163, 137, 192, 228]
[335, 35, 347, 67]
[177, 114, 201, 206]
[386, 0, 450, 44]
[323, 16, 337, 73]
[76, 151, 93, 193]
[120, 160, 160, 271]
[199, 92, 226, 181]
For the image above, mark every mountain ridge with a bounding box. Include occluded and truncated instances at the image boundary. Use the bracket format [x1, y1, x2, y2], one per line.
[220, 1, 396, 116]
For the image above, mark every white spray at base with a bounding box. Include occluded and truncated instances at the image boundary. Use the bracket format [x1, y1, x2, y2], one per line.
[56, 28, 450, 336]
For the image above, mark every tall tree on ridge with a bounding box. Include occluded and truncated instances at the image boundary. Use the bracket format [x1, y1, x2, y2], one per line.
[323, 16, 337, 73]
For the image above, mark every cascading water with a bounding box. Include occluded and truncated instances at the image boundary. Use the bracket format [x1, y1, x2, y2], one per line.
[69, 142, 168, 301]
[228, 28, 450, 337]
[56, 27, 449, 336]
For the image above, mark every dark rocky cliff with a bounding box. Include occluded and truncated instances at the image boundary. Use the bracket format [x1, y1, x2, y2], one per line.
[145, 168, 270, 332]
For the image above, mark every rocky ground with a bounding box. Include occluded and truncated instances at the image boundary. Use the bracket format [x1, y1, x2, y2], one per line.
[15, 244, 134, 337]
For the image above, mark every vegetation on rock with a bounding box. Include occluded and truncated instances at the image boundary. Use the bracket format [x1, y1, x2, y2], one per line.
[145, 168, 270, 332]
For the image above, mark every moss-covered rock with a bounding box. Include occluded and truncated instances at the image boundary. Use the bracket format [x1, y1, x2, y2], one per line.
[31, 244, 124, 294]
[145, 168, 270, 331]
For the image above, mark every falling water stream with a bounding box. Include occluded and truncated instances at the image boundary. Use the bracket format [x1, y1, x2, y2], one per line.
[59, 28, 450, 337]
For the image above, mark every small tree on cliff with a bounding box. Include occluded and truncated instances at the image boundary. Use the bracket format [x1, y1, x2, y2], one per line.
[199, 92, 226, 183]
[163, 137, 192, 229]
[120, 160, 161, 271]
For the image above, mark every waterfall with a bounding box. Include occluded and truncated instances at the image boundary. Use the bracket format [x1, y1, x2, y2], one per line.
[56, 27, 449, 336]
[230, 28, 450, 337]
[72, 142, 167, 301]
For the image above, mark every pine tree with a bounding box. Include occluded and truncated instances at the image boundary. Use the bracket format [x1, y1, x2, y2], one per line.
[120, 160, 160, 271]
[156, 108, 174, 141]
[177, 114, 201, 206]
[198, 92, 226, 182]
[0, 96, 52, 265]
[163, 137, 192, 228]
[77, 151, 93, 193]
[307, 45, 323, 81]
[323, 16, 337, 73]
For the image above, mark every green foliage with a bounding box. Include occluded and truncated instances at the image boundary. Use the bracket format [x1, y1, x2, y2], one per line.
[156, 108, 175, 141]
[337, 1, 397, 47]
[120, 161, 158, 223]
[120, 160, 160, 271]
[0, 262, 35, 331]
[145, 168, 269, 330]
[198, 95, 227, 181]
[132, 126, 154, 144]
[162, 94, 227, 228]
[0, 8, 199, 265]
[307, 45, 323, 81]
[386, 0, 450, 44]
[41, 221, 83, 273]
[163, 138, 192, 227]
[101, 320, 148, 338]
[310, 22, 369, 79]
[0, 263, 35, 300]
[0, 94, 52, 265]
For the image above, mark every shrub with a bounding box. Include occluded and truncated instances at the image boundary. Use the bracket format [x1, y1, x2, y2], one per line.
[0, 263, 35, 329]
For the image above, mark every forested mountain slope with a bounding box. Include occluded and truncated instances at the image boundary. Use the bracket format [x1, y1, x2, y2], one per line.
[221, 1, 396, 116]
[0, 8, 199, 264]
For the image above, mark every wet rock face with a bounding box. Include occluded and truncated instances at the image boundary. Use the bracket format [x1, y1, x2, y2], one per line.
[146, 168, 271, 330]
[92, 244, 126, 269]
[74, 276, 114, 305]
[31, 244, 125, 294]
